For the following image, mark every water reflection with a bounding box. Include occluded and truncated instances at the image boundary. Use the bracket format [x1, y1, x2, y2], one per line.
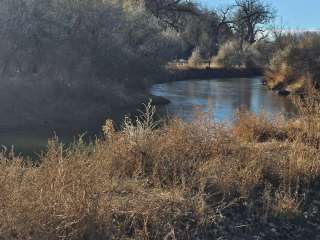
[151, 77, 297, 122]
[0, 77, 297, 156]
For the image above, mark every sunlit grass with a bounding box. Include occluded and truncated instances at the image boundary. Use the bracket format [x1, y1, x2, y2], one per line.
[0, 97, 320, 239]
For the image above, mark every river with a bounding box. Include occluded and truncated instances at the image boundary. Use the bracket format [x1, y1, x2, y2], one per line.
[151, 77, 296, 122]
[0, 77, 296, 156]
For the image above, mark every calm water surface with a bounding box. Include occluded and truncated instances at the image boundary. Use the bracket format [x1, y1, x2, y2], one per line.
[151, 77, 297, 122]
[0, 109, 134, 157]
[0, 77, 297, 156]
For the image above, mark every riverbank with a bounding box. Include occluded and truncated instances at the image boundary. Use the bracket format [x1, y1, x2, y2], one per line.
[160, 67, 263, 83]
[1, 102, 320, 239]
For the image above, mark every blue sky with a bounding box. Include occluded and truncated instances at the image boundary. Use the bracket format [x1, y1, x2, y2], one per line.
[198, 0, 320, 30]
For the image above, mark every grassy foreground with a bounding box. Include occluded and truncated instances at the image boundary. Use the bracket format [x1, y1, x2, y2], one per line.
[1, 98, 320, 239]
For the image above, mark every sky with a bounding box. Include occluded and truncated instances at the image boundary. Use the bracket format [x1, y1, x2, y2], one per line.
[198, 0, 320, 30]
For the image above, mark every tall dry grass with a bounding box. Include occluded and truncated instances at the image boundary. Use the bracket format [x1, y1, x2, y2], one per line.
[1, 101, 320, 239]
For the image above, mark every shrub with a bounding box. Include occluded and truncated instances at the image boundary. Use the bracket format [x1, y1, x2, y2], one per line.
[211, 40, 264, 68]
[232, 109, 288, 142]
[187, 47, 203, 67]
[265, 32, 320, 92]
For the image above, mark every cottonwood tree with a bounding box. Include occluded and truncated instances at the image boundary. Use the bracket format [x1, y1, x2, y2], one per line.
[121, 0, 233, 60]
[232, 0, 275, 45]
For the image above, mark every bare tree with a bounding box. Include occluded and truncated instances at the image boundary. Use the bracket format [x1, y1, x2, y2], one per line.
[232, 0, 275, 45]
[269, 17, 288, 50]
[206, 7, 234, 58]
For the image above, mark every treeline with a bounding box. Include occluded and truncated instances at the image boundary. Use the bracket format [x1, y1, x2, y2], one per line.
[0, 0, 279, 91]
[151, 0, 320, 94]
[140, 0, 276, 67]
[0, 0, 180, 89]
[0, 0, 182, 127]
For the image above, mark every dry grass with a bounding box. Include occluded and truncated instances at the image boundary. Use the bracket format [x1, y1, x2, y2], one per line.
[232, 110, 288, 142]
[1, 101, 320, 239]
[265, 33, 320, 93]
[273, 191, 302, 218]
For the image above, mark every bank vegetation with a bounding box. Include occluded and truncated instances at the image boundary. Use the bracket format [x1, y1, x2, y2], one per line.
[1, 90, 320, 239]
[265, 32, 320, 95]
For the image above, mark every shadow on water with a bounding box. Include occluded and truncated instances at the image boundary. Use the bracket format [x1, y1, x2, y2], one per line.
[0, 107, 141, 159]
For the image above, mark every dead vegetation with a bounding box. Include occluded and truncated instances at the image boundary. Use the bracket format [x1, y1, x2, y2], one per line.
[0, 97, 320, 239]
[265, 32, 320, 93]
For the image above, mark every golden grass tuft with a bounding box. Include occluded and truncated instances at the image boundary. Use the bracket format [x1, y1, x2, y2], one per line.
[232, 110, 287, 142]
[272, 191, 302, 219]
